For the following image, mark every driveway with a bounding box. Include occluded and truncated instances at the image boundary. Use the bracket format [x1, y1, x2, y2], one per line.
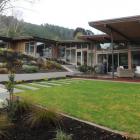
[0, 72, 73, 82]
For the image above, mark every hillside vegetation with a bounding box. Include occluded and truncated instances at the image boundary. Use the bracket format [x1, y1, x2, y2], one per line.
[0, 15, 74, 40]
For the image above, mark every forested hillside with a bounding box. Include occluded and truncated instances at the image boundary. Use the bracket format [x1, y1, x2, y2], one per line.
[0, 15, 74, 40]
[23, 23, 74, 40]
[0, 15, 94, 40]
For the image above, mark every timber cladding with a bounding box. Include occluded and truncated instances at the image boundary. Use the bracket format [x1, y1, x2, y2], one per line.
[10, 41, 26, 53]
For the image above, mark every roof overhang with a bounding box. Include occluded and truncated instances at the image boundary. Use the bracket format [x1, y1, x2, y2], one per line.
[57, 40, 91, 45]
[89, 15, 140, 43]
[79, 34, 111, 43]
[12, 36, 57, 44]
[0, 36, 12, 42]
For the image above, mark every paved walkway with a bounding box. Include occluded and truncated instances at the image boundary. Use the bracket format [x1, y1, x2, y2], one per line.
[0, 79, 84, 104]
[0, 72, 72, 82]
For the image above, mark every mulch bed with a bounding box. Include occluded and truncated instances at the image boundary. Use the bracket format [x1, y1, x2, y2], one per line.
[2, 114, 127, 140]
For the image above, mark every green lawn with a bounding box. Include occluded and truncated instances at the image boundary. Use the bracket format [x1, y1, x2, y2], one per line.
[16, 79, 140, 134]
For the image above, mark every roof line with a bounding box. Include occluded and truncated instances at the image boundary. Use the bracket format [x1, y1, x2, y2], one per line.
[89, 15, 140, 26]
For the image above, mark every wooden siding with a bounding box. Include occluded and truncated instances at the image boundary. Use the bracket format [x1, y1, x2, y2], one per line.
[10, 41, 25, 53]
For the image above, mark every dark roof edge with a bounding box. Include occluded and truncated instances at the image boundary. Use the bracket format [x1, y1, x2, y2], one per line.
[89, 15, 140, 27]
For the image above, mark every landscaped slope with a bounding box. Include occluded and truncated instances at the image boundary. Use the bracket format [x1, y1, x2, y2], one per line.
[17, 79, 140, 134]
[0, 49, 65, 74]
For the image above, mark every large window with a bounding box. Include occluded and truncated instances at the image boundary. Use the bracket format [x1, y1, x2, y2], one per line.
[119, 53, 128, 68]
[25, 42, 35, 54]
[132, 51, 140, 66]
[77, 52, 81, 65]
[88, 53, 94, 66]
[59, 47, 65, 58]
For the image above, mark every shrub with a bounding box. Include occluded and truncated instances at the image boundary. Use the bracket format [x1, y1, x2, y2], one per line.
[25, 107, 60, 129]
[37, 57, 46, 68]
[5, 73, 15, 102]
[0, 63, 7, 68]
[0, 113, 11, 140]
[94, 64, 104, 74]
[46, 60, 63, 70]
[6, 99, 32, 122]
[13, 60, 23, 71]
[22, 65, 39, 73]
[54, 130, 72, 140]
[78, 65, 94, 73]
[0, 68, 8, 74]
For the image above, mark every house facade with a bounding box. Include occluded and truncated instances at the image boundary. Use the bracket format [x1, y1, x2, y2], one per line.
[1, 15, 140, 75]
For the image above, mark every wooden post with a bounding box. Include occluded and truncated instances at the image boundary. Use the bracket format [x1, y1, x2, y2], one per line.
[128, 44, 132, 70]
[65, 46, 66, 62]
[70, 44, 72, 64]
[93, 43, 97, 66]
[110, 31, 114, 79]
[81, 44, 83, 65]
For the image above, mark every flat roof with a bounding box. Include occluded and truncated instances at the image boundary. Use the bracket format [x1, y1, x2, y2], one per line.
[89, 15, 140, 43]
[57, 40, 90, 45]
[12, 36, 57, 44]
[0, 36, 12, 42]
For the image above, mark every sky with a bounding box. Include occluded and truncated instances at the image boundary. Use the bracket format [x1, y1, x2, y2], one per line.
[11, 0, 140, 33]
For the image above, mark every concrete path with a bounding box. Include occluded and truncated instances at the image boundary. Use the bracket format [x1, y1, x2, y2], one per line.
[0, 86, 9, 107]
[62, 65, 81, 73]
[16, 84, 39, 90]
[0, 72, 72, 82]
[0, 78, 81, 103]
[40, 82, 62, 86]
[29, 83, 51, 88]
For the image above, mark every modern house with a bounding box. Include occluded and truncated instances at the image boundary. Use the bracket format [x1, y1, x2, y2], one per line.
[58, 15, 140, 77]
[1, 15, 140, 77]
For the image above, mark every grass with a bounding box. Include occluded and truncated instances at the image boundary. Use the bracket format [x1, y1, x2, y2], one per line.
[15, 79, 140, 134]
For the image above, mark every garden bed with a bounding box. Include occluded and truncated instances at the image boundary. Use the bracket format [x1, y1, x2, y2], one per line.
[0, 106, 127, 140]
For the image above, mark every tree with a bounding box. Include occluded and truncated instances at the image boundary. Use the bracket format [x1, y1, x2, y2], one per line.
[73, 27, 94, 40]
[0, 0, 37, 14]
[0, 0, 11, 13]
[73, 27, 87, 40]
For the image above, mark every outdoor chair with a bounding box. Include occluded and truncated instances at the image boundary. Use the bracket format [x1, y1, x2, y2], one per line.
[135, 66, 140, 77]
[117, 67, 134, 78]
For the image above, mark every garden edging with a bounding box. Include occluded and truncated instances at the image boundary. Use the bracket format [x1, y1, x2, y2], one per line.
[35, 104, 140, 140]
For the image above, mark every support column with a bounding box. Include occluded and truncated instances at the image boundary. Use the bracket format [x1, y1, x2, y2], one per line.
[118, 53, 119, 67]
[34, 42, 37, 57]
[70, 45, 72, 63]
[65, 46, 66, 62]
[128, 45, 132, 70]
[93, 43, 97, 66]
[76, 48, 77, 66]
[110, 31, 114, 79]
[81, 44, 83, 65]
[107, 54, 109, 73]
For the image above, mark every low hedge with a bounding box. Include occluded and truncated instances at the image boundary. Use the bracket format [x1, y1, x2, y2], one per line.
[22, 65, 39, 73]
[78, 65, 94, 73]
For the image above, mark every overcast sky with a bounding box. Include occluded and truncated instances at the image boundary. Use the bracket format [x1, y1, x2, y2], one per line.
[12, 0, 140, 33]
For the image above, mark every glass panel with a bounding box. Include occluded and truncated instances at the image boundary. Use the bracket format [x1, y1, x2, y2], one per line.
[25, 43, 29, 54]
[71, 49, 76, 63]
[83, 51, 87, 65]
[108, 54, 118, 71]
[66, 50, 70, 62]
[132, 51, 140, 66]
[30, 45, 34, 53]
[119, 53, 128, 68]
[77, 52, 81, 65]
[77, 44, 81, 49]
[97, 43, 127, 50]
[59, 47, 65, 58]
[88, 53, 94, 66]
